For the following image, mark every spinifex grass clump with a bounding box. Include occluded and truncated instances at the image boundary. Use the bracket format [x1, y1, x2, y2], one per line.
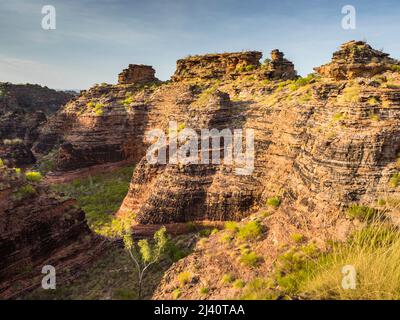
[300, 222, 400, 299]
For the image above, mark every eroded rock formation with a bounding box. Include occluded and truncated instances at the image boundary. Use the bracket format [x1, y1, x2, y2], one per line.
[0, 83, 73, 167]
[314, 40, 399, 80]
[0, 166, 103, 299]
[171, 51, 263, 82]
[118, 64, 159, 85]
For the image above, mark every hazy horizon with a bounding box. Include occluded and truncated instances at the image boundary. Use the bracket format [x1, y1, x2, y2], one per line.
[1, 0, 400, 90]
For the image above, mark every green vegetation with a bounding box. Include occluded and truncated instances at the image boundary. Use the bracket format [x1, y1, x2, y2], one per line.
[123, 226, 168, 299]
[236, 221, 263, 241]
[288, 74, 316, 91]
[367, 97, 380, 106]
[51, 166, 134, 236]
[94, 103, 104, 116]
[266, 196, 281, 208]
[34, 149, 58, 174]
[347, 204, 379, 221]
[291, 233, 305, 243]
[240, 278, 275, 300]
[172, 288, 182, 299]
[240, 250, 262, 268]
[25, 171, 43, 183]
[232, 279, 246, 289]
[389, 172, 399, 188]
[391, 64, 400, 72]
[221, 273, 235, 284]
[224, 221, 239, 232]
[177, 271, 192, 286]
[332, 112, 345, 122]
[199, 287, 209, 295]
[13, 184, 36, 201]
[369, 111, 380, 121]
[339, 84, 360, 103]
[236, 217, 400, 300]
[0, 158, 4, 168]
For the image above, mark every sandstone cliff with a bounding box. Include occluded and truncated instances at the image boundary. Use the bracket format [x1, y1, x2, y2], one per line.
[0, 83, 73, 167]
[0, 166, 103, 299]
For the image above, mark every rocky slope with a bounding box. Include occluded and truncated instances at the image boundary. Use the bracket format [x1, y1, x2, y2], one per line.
[150, 41, 400, 299]
[27, 41, 400, 299]
[0, 165, 103, 299]
[0, 83, 73, 167]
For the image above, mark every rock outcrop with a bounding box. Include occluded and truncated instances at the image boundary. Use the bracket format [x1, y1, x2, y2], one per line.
[263, 49, 298, 80]
[0, 166, 103, 299]
[0, 83, 73, 167]
[118, 64, 158, 85]
[314, 40, 399, 80]
[151, 41, 400, 299]
[171, 51, 263, 82]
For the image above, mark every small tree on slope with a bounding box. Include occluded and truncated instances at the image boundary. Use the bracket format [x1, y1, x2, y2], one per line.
[123, 226, 168, 299]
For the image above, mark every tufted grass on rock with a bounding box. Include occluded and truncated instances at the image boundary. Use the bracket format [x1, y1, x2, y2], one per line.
[389, 173, 399, 188]
[266, 196, 281, 208]
[237, 221, 263, 241]
[299, 222, 400, 299]
[177, 271, 192, 286]
[25, 171, 43, 183]
[240, 250, 262, 267]
[347, 204, 379, 221]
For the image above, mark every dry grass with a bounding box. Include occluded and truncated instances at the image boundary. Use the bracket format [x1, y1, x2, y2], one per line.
[301, 221, 400, 299]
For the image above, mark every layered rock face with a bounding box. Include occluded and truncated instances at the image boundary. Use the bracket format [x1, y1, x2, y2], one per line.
[152, 42, 400, 299]
[171, 51, 263, 81]
[118, 64, 159, 85]
[0, 167, 103, 299]
[0, 83, 73, 167]
[118, 41, 400, 231]
[315, 40, 399, 80]
[34, 51, 297, 172]
[263, 49, 297, 80]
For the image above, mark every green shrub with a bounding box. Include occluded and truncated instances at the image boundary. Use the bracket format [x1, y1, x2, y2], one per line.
[0, 158, 4, 168]
[389, 173, 399, 188]
[332, 112, 345, 121]
[172, 288, 182, 299]
[240, 278, 276, 300]
[245, 65, 257, 72]
[177, 271, 192, 286]
[367, 97, 379, 105]
[25, 171, 43, 182]
[291, 233, 305, 243]
[267, 196, 281, 208]
[199, 287, 209, 295]
[122, 96, 135, 106]
[232, 279, 246, 289]
[13, 184, 36, 200]
[198, 228, 212, 237]
[221, 273, 235, 284]
[94, 103, 104, 116]
[237, 221, 263, 241]
[240, 251, 262, 267]
[224, 221, 239, 232]
[391, 65, 400, 72]
[347, 204, 378, 221]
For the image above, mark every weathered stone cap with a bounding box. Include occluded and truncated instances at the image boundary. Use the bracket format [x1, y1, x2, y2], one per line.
[118, 64, 158, 85]
[314, 40, 400, 80]
[171, 51, 262, 82]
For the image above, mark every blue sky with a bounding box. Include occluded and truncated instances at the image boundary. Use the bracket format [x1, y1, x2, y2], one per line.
[0, 0, 399, 89]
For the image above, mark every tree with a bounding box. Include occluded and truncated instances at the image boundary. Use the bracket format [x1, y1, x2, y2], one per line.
[123, 226, 168, 299]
